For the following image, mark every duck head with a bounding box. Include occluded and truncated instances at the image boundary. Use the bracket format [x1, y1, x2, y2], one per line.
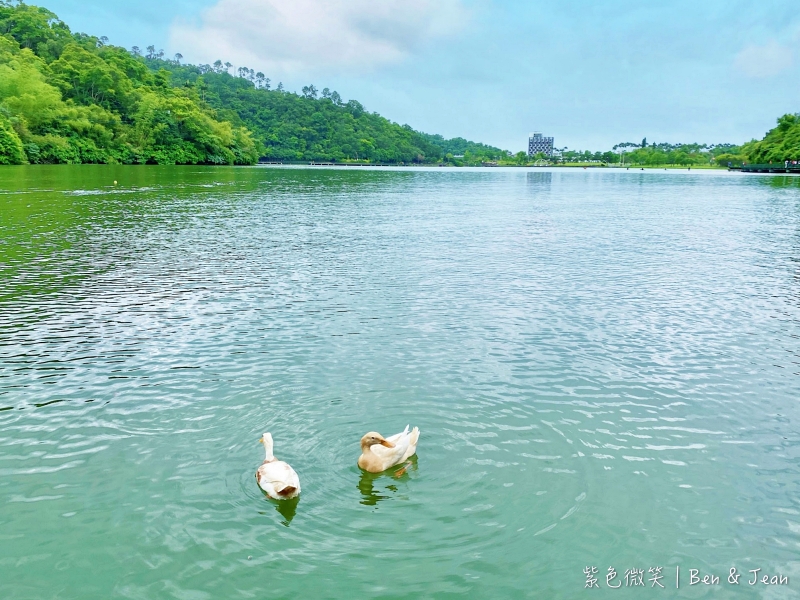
[361, 432, 395, 450]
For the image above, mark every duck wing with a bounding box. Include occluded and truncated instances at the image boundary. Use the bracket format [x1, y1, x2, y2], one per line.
[385, 425, 410, 445]
[370, 427, 412, 469]
[257, 460, 300, 497]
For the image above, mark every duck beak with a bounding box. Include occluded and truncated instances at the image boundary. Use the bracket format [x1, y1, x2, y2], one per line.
[380, 439, 395, 448]
[258, 437, 263, 444]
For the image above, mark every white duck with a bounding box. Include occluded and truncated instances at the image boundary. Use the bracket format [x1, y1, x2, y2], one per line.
[358, 425, 420, 473]
[255, 432, 301, 500]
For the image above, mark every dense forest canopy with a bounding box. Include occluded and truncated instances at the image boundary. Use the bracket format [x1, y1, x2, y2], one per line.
[741, 114, 800, 164]
[138, 59, 509, 164]
[0, 1, 507, 165]
[0, 2, 258, 165]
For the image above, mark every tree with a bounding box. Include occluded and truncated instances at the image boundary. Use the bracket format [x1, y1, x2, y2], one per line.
[0, 113, 26, 164]
[641, 137, 647, 148]
[0, 2, 262, 165]
[0, 3, 71, 55]
[51, 43, 117, 105]
[254, 72, 265, 88]
[174, 52, 182, 64]
[674, 151, 690, 166]
[346, 99, 364, 117]
[195, 75, 207, 101]
[743, 113, 800, 163]
[0, 1, 517, 167]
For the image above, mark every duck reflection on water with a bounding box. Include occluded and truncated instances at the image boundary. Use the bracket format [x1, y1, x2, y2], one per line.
[263, 495, 299, 526]
[358, 455, 418, 507]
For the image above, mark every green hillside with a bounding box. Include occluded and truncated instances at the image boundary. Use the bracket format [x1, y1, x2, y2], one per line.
[0, 1, 507, 165]
[144, 61, 509, 164]
[0, 2, 258, 165]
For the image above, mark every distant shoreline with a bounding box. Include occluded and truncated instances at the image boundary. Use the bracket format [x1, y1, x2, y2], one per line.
[259, 162, 730, 170]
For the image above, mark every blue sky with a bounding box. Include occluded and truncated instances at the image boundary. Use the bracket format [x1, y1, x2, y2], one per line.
[42, 0, 800, 152]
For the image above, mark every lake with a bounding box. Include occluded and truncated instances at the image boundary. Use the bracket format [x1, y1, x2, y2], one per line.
[1, 165, 799, 599]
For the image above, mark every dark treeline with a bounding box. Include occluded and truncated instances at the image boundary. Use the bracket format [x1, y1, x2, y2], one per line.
[554, 140, 744, 167]
[554, 123, 800, 168]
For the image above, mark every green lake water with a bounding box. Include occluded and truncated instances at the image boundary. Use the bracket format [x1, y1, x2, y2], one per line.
[1, 165, 799, 599]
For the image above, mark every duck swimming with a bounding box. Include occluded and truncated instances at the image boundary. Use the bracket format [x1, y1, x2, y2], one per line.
[255, 432, 301, 500]
[358, 425, 420, 473]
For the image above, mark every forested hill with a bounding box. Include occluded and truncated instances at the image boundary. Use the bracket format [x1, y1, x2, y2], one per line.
[0, 2, 258, 165]
[0, 1, 507, 165]
[140, 61, 509, 164]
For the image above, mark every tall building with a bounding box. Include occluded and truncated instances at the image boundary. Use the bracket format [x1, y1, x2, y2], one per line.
[528, 132, 554, 157]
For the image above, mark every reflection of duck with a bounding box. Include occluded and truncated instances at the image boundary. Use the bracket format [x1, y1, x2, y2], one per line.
[273, 496, 299, 525]
[255, 433, 300, 500]
[357, 456, 418, 507]
[358, 425, 420, 473]
[258, 495, 300, 526]
[358, 471, 390, 506]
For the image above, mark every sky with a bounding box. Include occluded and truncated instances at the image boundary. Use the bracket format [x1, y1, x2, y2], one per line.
[40, 0, 800, 152]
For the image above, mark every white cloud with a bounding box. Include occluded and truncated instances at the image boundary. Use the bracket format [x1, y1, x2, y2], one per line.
[169, 0, 470, 75]
[734, 40, 793, 78]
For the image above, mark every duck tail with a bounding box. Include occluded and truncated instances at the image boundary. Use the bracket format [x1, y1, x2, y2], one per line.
[409, 426, 420, 447]
[276, 485, 297, 497]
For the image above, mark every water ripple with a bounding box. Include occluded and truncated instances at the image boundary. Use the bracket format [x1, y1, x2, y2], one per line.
[0, 166, 799, 598]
